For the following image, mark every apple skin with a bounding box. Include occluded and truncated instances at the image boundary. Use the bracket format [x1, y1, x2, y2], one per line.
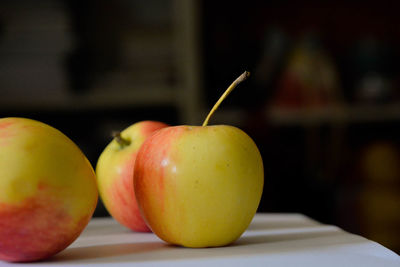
[0, 117, 98, 262]
[96, 121, 168, 232]
[134, 125, 264, 247]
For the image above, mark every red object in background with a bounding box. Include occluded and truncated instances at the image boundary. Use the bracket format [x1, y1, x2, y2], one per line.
[272, 34, 341, 109]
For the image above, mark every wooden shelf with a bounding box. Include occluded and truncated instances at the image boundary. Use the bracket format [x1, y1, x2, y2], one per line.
[266, 103, 400, 125]
[0, 86, 177, 112]
[182, 103, 400, 128]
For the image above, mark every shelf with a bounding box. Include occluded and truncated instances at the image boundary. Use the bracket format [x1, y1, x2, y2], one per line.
[181, 103, 400, 128]
[0, 0, 203, 125]
[266, 103, 400, 125]
[0, 86, 177, 112]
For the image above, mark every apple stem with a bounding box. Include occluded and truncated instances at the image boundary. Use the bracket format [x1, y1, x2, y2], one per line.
[112, 131, 130, 148]
[202, 71, 250, 126]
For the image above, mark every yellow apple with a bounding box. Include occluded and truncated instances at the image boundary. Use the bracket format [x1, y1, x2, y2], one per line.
[134, 72, 264, 247]
[0, 117, 98, 262]
[96, 121, 168, 232]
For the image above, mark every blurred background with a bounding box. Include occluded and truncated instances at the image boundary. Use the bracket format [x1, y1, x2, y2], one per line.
[0, 0, 399, 253]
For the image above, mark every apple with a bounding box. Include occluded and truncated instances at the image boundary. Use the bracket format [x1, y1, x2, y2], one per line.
[134, 72, 264, 247]
[0, 117, 98, 262]
[96, 121, 168, 232]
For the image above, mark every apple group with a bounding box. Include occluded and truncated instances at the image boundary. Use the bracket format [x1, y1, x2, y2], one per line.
[0, 71, 264, 262]
[98, 71, 264, 247]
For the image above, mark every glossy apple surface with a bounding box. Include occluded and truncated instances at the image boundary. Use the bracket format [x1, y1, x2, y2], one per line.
[134, 125, 264, 247]
[0, 117, 98, 262]
[96, 121, 168, 232]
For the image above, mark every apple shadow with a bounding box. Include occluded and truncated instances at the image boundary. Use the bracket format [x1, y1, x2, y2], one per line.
[46, 241, 166, 263]
[39, 222, 370, 264]
[235, 226, 346, 247]
[158, 228, 367, 262]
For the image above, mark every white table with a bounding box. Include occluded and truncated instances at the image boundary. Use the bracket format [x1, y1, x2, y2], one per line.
[1, 214, 399, 266]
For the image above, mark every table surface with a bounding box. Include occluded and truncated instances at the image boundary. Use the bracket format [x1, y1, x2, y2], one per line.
[1, 213, 399, 267]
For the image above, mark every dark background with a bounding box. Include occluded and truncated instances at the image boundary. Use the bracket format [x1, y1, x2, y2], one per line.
[1, 0, 399, 253]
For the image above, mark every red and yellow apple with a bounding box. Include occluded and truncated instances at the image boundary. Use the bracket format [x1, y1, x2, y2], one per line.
[134, 72, 264, 247]
[95, 121, 168, 232]
[0, 117, 98, 262]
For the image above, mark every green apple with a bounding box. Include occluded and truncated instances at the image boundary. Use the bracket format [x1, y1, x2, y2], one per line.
[0, 117, 98, 262]
[134, 72, 264, 247]
[96, 121, 168, 232]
